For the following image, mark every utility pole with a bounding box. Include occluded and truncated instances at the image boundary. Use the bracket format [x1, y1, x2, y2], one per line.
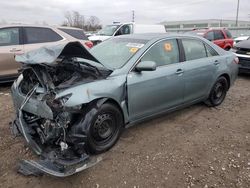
[236, 0, 240, 27]
[132, 10, 135, 22]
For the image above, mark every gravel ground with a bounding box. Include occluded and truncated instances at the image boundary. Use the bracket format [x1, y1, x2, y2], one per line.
[0, 76, 249, 188]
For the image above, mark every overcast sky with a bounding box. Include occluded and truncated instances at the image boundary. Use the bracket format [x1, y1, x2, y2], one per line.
[0, 0, 249, 26]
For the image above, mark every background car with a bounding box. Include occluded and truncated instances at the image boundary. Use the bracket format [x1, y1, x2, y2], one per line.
[231, 39, 250, 73]
[89, 22, 166, 45]
[0, 25, 93, 83]
[11, 34, 238, 176]
[188, 28, 234, 51]
[233, 35, 250, 45]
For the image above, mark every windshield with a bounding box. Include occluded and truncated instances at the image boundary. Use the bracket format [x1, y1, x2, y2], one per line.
[97, 25, 120, 36]
[90, 38, 148, 69]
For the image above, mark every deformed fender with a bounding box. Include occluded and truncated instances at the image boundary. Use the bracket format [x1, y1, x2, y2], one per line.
[56, 75, 129, 123]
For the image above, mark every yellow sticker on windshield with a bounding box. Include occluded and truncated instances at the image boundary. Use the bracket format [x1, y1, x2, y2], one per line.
[130, 47, 139, 53]
[164, 43, 172, 52]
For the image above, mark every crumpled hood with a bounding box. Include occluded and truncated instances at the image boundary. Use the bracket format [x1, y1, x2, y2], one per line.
[16, 41, 101, 64]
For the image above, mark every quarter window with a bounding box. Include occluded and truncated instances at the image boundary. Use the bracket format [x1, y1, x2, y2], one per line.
[214, 30, 225, 40]
[141, 39, 180, 67]
[205, 44, 218, 57]
[0, 28, 19, 46]
[182, 39, 207, 61]
[58, 28, 88, 40]
[24, 27, 63, 44]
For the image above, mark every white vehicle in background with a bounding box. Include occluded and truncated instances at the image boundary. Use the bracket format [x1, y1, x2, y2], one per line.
[234, 35, 250, 45]
[89, 22, 166, 45]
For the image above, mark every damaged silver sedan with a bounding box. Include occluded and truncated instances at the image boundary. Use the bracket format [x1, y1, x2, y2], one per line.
[11, 34, 238, 177]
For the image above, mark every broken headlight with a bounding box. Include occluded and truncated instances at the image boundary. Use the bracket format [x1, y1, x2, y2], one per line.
[52, 93, 72, 108]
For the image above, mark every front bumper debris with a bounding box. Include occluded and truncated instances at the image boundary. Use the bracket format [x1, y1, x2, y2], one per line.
[11, 84, 102, 177]
[12, 110, 102, 177]
[18, 156, 102, 177]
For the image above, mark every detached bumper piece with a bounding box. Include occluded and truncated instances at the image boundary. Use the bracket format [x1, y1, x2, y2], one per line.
[18, 156, 102, 177]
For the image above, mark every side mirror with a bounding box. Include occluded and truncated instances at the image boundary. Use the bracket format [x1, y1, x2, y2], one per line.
[135, 61, 157, 72]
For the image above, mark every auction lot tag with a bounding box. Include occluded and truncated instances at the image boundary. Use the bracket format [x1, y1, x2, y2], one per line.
[164, 43, 172, 52]
[130, 47, 139, 53]
[126, 43, 144, 48]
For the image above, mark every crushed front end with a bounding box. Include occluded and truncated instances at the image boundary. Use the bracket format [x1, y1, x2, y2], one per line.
[10, 42, 109, 177]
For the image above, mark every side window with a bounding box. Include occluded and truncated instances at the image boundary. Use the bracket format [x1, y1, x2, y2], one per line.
[24, 27, 63, 44]
[115, 24, 132, 36]
[214, 30, 225, 40]
[182, 39, 207, 61]
[141, 39, 179, 67]
[0, 28, 19, 46]
[205, 44, 219, 57]
[205, 31, 214, 41]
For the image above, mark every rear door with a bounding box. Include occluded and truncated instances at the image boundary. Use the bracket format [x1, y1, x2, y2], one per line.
[127, 39, 184, 121]
[180, 38, 219, 103]
[223, 30, 234, 48]
[23, 27, 64, 52]
[0, 27, 24, 76]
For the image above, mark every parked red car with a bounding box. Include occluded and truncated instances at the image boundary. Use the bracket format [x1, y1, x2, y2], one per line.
[189, 28, 234, 51]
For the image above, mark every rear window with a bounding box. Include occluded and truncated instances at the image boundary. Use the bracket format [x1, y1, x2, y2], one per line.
[24, 27, 63, 44]
[224, 30, 232, 38]
[59, 28, 88, 40]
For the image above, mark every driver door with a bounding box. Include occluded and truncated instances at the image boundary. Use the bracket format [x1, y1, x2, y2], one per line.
[127, 39, 184, 121]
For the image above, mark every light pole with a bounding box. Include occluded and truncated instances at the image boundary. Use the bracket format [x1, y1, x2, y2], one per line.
[132, 10, 135, 22]
[236, 0, 240, 27]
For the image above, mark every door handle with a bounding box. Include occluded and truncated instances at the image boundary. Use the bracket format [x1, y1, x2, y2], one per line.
[10, 48, 22, 52]
[214, 60, 219, 65]
[175, 69, 184, 75]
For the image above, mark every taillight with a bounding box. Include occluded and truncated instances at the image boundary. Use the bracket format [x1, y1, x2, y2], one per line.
[233, 57, 239, 64]
[85, 41, 93, 48]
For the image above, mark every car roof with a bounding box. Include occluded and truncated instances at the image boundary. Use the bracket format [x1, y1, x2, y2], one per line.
[115, 33, 202, 41]
[0, 24, 82, 30]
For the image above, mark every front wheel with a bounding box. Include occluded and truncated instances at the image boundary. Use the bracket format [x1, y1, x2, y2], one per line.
[86, 103, 123, 154]
[205, 77, 228, 107]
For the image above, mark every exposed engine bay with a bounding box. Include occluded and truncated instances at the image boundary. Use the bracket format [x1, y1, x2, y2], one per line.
[11, 42, 112, 177]
[20, 58, 108, 93]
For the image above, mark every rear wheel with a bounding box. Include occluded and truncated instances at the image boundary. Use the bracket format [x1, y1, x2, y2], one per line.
[205, 77, 228, 107]
[86, 103, 123, 154]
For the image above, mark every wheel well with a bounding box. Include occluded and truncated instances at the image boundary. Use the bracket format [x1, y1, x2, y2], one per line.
[104, 98, 125, 125]
[219, 74, 230, 89]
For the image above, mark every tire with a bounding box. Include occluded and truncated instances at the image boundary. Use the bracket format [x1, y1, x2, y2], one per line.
[225, 47, 231, 51]
[205, 77, 228, 107]
[85, 103, 123, 154]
